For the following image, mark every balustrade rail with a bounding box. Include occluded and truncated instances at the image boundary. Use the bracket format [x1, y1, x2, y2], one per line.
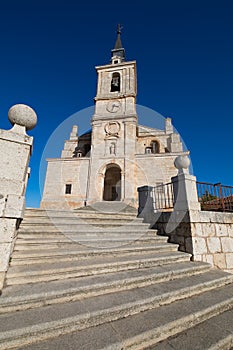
[196, 182, 233, 212]
[137, 183, 174, 214]
[152, 182, 174, 210]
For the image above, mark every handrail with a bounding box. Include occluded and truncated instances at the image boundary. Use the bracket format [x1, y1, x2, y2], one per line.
[196, 181, 233, 212]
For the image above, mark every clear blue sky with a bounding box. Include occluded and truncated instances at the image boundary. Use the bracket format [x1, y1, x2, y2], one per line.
[0, 0, 232, 207]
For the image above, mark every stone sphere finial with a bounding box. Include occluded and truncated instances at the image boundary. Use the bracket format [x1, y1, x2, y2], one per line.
[174, 155, 190, 172]
[8, 104, 37, 131]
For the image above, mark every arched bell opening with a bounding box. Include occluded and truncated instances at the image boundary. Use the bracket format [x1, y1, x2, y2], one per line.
[103, 164, 121, 201]
[110, 72, 121, 92]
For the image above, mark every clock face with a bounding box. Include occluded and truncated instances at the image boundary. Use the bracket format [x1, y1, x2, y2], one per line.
[106, 100, 121, 113]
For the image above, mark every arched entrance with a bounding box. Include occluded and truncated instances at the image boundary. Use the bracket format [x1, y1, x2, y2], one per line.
[103, 164, 121, 201]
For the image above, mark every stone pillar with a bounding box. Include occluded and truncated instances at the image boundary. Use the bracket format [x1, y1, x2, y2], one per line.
[0, 104, 37, 290]
[165, 117, 173, 134]
[137, 186, 154, 218]
[164, 155, 201, 255]
[121, 170, 125, 200]
[123, 118, 137, 207]
[61, 125, 78, 158]
[172, 155, 200, 212]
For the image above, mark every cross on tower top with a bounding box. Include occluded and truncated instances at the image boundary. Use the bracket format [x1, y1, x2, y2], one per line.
[117, 24, 123, 35]
[111, 24, 125, 63]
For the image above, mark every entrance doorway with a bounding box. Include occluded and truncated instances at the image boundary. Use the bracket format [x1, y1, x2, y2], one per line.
[103, 164, 121, 201]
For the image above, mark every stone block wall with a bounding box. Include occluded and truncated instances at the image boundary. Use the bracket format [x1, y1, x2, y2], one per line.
[41, 158, 90, 209]
[150, 210, 233, 274]
[191, 211, 233, 273]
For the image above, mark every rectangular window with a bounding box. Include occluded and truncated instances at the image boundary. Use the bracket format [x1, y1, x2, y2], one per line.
[65, 184, 72, 194]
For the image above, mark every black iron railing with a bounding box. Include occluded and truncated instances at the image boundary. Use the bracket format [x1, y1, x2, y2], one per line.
[196, 182, 233, 212]
[152, 182, 174, 210]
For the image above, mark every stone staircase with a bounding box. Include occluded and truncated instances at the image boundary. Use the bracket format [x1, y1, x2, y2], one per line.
[0, 203, 233, 349]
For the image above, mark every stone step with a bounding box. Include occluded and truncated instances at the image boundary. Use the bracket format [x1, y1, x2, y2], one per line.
[11, 243, 178, 259]
[6, 251, 191, 284]
[0, 261, 211, 314]
[148, 308, 233, 350]
[20, 219, 149, 229]
[24, 207, 138, 218]
[75, 210, 138, 216]
[22, 216, 143, 224]
[19, 222, 149, 232]
[14, 232, 164, 244]
[102, 286, 233, 350]
[16, 233, 158, 243]
[17, 229, 158, 238]
[77, 201, 138, 214]
[15, 237, 166, 251]
[14, 236, 168, 249]
[18, 231, 154, 239]
[16, 308, 233, 350]
[0, 279, 232, 350]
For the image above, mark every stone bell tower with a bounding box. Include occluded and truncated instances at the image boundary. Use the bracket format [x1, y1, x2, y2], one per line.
[87, 25, 138, 206]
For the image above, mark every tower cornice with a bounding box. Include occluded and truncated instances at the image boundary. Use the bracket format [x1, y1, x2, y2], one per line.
[94, 93, 136, 102]
[95, 60, 136, 71]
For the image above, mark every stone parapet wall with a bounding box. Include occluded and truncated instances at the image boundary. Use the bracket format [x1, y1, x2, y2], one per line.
[0, 104, 36, 290]
[191, 211, 233, 273]
[150, 210, 233, 274]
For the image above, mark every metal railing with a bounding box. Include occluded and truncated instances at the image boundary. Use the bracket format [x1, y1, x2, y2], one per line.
[196, 182, 233, 212]
[152, 182, 174, 210]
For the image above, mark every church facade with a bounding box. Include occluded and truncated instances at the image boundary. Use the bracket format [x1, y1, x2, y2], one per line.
[41, 29, 189, 210]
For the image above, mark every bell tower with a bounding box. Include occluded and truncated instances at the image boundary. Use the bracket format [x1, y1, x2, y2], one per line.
[88, 26, 138, 206]
[92, 25, 137, 122]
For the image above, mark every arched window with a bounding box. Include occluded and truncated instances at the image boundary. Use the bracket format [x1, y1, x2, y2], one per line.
[151, 141, 160, 154]
[111, 72, 120, 92]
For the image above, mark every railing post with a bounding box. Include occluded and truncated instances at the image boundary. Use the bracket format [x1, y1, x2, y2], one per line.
[219, 183, 225, 211]
[137, 186, 153, 215]
[172, 155, 200, 212]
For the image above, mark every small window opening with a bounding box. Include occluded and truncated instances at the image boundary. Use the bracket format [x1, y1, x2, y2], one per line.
[114, 60, 118, 64]
[111, 72, 120, 92]
[145, 147, 152, 154]
[73, 146, 83, 158]
[65, 184, 72, 194]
